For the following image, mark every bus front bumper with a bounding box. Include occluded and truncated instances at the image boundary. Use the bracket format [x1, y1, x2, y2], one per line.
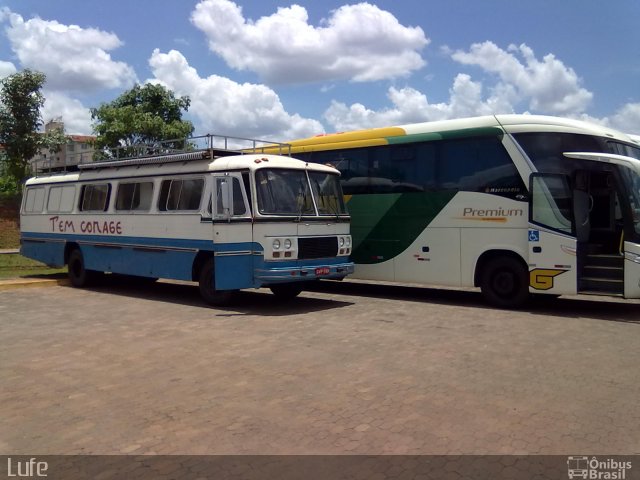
[255, 260, 354, 284]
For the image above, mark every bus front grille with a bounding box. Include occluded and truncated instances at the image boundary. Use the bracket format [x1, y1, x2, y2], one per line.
[298, 236, 338, 259]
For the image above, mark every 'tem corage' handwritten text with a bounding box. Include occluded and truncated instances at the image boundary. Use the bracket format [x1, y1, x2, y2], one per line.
[49, 216, 123, 235]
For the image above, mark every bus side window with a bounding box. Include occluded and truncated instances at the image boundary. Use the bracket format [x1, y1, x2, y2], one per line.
[158, 178, 204, 211]
[47, 185, 76, 213]
[80, 184, 111, 212]
[370, 144, 437, 193]
[115, 182, 154, 211]
[23, 187, 45, 213]
[313, 149, 369, 194]
[439, 137, 525, 197]
[242, 172, 252, 214]
[530, 174, 573, 234]
[232, 177, 247, 215]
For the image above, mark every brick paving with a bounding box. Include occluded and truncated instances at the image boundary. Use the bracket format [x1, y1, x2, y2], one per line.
[0, 279, 639, 455]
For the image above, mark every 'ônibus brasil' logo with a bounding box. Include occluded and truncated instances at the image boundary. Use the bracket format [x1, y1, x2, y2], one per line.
[567, 456, 632, 479]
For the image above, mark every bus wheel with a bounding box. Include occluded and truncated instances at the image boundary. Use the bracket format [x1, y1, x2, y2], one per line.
[480, 256, 529, 308]
[269, 283, 303, 300]
[67, 249, 98, 288]
[198, 258, 234, 306]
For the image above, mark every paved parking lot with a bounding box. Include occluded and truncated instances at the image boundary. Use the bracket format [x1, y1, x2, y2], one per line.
[1, 279, 639, 455]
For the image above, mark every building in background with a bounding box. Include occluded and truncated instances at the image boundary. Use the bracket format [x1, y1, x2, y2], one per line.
[29, 118, 95, 172]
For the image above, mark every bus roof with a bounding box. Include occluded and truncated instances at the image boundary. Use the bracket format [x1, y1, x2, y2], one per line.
[282, 114, 639, 153]
[25, 153, 339, 186]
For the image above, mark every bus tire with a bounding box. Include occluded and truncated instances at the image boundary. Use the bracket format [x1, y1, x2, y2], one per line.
[198, 258, 234, 306]
[67, 248, 99, 288]
[269, 283, 303, 300]
[480, 256, 529, 308]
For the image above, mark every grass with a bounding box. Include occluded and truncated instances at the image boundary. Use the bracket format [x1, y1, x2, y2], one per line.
[0, 253, 66, 279]
[0, 195, 66, 279]
[0, 218, 20, 249]
[0, 194, 21, 249]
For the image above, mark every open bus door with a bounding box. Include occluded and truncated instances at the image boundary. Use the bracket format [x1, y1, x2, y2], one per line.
[528, 173, 578, 295]
[563, 152, 640, 298]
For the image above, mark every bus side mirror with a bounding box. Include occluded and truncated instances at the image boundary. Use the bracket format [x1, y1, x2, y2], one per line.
[220, 179, 233, 219]
[220, 180, 231, 215]
[216, 178, 233, 220]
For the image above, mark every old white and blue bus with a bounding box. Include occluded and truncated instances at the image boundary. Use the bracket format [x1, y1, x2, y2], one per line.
[20, 135, 354, 305]
[279, 115, 640, 307]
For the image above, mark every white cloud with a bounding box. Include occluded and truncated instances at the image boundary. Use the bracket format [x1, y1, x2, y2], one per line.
[190, 0, 428, 84]
[324, 74, 516, 131]
[1, 9, 137, 92]
[451, 41, 593, 115]
[609, 103, 640, 136]
[0, 60, 17, 78]
[148, 49, 323, 139]
[41, 91, 93, 135]
[323, 41, 606, 132]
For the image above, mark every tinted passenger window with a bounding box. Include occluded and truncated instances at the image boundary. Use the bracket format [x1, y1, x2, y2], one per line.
[515, 132, 604, 175]
[80, 184, 111, 212]
[369, 144, 436, 193]
[608, 141, 640, 161]
[115, 182, 154, 211]
[299, 136, 525, 198]
[158, 178, 204, 211]
[440, 137, 525, 196]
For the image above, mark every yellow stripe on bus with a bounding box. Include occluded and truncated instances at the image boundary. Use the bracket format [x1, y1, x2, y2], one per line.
[289, 127, 406, 146]
[288, 137, 391, 154]
[259, 127, 407, 154]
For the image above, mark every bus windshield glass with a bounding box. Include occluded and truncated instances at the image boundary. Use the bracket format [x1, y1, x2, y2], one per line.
[308, 172, 347, 215]
[256, 169, 346, 216]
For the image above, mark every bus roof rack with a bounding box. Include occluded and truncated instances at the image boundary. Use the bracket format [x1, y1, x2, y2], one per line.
[32, 133, 292, 175]
[78, 150, 212, 170]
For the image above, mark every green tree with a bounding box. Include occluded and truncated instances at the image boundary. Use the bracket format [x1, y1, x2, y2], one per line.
[91, 83, 194, 157]
[0, 69, 66, 191]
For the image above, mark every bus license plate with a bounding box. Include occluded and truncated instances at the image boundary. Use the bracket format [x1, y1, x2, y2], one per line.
[315, 267, 331, 276]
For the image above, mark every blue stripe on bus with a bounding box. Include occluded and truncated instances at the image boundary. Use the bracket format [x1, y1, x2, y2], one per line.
[20, 231, 353, 290]
[21, 231, 257, 252]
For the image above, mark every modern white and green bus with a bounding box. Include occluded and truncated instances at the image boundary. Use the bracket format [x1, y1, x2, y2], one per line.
[277, 115, 640, 307]
[20, 135, 354, 305]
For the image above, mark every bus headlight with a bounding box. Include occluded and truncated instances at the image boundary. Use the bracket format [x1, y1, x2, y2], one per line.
[273, 239, 281, 250]
[338, 235, 351, 256]
[284, 238, 292, 250]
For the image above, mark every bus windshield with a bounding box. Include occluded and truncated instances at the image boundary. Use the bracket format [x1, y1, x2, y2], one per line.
[255, 168, 346, 216]
[308, 171, 347, 215]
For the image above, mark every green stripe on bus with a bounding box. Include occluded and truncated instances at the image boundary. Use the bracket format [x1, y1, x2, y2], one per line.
[348, 191, 457, 264]
[385, 126, 503, 144]
[346, 193, 401, 252]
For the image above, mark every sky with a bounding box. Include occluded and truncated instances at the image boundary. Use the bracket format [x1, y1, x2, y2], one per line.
[0, 0, 639, 141]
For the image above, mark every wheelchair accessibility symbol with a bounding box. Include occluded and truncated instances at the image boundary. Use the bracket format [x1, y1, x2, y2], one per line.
[528, 230, 540, 242]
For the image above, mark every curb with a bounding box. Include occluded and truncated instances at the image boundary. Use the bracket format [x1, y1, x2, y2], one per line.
[0, 277, 70, 291]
